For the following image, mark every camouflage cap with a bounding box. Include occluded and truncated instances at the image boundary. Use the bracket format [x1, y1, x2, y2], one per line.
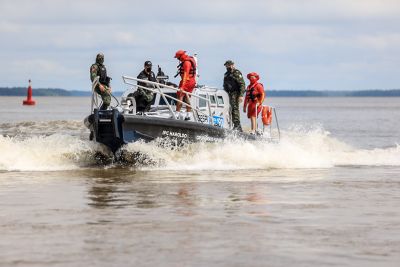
[224, 60, 234, 66]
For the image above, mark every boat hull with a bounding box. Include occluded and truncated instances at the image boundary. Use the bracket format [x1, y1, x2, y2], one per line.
[122, 115, 226, 144]
[85, 109, 250, 153]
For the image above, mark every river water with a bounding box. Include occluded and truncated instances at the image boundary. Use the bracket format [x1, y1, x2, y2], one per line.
[0, 96, 399, 267]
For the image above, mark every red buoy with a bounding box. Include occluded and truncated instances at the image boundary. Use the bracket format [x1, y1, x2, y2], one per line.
[23, 79, 36, 105]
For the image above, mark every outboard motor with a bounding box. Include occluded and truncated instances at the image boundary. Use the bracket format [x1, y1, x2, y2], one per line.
[91, 108, 125, 153]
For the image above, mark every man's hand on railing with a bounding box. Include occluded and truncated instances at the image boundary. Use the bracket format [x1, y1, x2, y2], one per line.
[99, 84, 112, 94]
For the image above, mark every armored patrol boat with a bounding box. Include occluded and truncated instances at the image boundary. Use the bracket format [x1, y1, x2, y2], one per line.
[84, 74, 280, 153]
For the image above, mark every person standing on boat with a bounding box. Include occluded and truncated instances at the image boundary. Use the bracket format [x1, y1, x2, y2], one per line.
[90, 53, 112, 110]
[174, 50, 197, 120]
[134, 60, 157, 112]
[223, 60, 246, 131]
[243, 72, 265, 134]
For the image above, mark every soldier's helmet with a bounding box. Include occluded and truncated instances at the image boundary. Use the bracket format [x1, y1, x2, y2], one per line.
[96, 53, 104, 64]
[224, 60, 234, 66]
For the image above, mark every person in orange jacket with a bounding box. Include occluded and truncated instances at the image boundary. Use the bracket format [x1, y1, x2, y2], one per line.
[243, 72, 265, 133]
[174, 50, 197, 120]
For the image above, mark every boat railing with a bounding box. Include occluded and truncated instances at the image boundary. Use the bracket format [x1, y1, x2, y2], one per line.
[267, 107, 281, 141]
[122, 76, 217, 125]
[255, 103, 281, 141]
[90, 76, 100, 112]
[90, 76, 121, 113]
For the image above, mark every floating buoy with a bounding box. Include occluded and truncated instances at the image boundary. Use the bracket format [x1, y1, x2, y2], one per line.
[23, 79, 36, 105]
[261, 106, 272, 126]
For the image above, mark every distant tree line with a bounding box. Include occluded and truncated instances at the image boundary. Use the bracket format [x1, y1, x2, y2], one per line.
[266, 89, 400, 97]
[1, 87, 400, 97]
[0, 87, 91, 96]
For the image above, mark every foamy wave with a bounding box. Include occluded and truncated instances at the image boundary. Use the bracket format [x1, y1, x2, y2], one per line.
[1, 127, 399, 171]
[122, 127, 400, 170]
[0, 134, 110, 171]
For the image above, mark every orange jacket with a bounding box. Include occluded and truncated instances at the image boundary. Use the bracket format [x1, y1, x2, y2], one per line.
[244, 82, 265, 108]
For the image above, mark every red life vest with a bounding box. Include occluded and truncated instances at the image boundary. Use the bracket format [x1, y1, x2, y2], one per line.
[246, 83, 263, 102]
[177, 56, 197, 78]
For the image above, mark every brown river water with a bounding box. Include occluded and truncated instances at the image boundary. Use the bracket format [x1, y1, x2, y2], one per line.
[0, 96, 400, 266]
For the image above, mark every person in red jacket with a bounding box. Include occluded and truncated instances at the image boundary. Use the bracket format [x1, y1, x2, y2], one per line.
[243, 72, 265, 133]
[174, 50, 197, 120]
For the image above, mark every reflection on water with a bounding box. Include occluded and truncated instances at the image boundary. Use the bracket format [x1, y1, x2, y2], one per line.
[86, 169, 198, 211]
[85, 169, 273, 214]
[83, 168, 325, 215]
[86, 169, 139, 209]
[1, 168, 400, 266]
[175, 184, 198, 217]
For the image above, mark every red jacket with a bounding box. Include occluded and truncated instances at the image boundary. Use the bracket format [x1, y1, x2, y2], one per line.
[244, 82, 265, 108]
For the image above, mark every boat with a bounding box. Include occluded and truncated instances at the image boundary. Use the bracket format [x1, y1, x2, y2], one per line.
[84, 73, 280, 153]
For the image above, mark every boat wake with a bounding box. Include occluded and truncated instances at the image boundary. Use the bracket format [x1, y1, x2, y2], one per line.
[1, 124, 399, 171]
[0, 134, 113, 171]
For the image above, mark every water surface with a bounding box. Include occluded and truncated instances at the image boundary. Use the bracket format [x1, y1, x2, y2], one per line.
[0, 96, 399, 266]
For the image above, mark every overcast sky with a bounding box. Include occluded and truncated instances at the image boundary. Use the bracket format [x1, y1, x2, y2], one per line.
[1, 0, 399, 91]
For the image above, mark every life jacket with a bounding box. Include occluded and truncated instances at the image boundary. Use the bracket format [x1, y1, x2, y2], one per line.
[175, 56, 197, 78]
[261, 106, 273, 125]
[96, 63, 108, 85]
[247, 83, 263, 102]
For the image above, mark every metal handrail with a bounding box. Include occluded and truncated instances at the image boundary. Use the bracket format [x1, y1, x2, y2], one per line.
[123, 76, 212, 105]
[91, 76, 100, 113]
[130, 84, 210, 123]
[256, 105, 280, 142]
[122, 76, 216, 124]
[273, 107, 281, 141]
[90, 76, 120, 113]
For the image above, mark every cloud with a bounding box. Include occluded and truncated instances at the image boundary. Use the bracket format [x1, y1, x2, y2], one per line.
[3, 0, 400, 24]
[0, 0, 399, 90]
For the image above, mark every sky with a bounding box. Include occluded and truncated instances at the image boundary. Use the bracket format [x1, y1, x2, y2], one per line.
[0, 0, 399, 91]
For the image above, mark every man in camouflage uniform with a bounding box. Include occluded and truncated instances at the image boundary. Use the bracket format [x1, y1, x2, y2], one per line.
[134, 60, 156, 112]
[90, 53, 112, 110]
[223, 60, 246, 131]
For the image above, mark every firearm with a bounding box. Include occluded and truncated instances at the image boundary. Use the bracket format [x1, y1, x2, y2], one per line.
[156, 65, 169, 84]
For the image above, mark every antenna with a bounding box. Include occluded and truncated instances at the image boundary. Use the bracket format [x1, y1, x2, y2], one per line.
[193, 53, 199, 84]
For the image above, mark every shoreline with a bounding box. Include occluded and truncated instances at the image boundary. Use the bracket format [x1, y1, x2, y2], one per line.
[2, 88, 400, 97]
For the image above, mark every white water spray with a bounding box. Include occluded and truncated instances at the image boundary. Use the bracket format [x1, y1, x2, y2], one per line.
[1, 126, 399, 172]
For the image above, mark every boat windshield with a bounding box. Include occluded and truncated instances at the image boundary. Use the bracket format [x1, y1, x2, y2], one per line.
[199, 94, 207, 108]
[217, 95, 224, 105]
[210, 95, 216, 104]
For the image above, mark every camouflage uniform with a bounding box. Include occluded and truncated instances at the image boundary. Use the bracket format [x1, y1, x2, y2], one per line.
[223, 62, 246, 131]
[90, 54, 111, 110]
[135, 69, 157, 112]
